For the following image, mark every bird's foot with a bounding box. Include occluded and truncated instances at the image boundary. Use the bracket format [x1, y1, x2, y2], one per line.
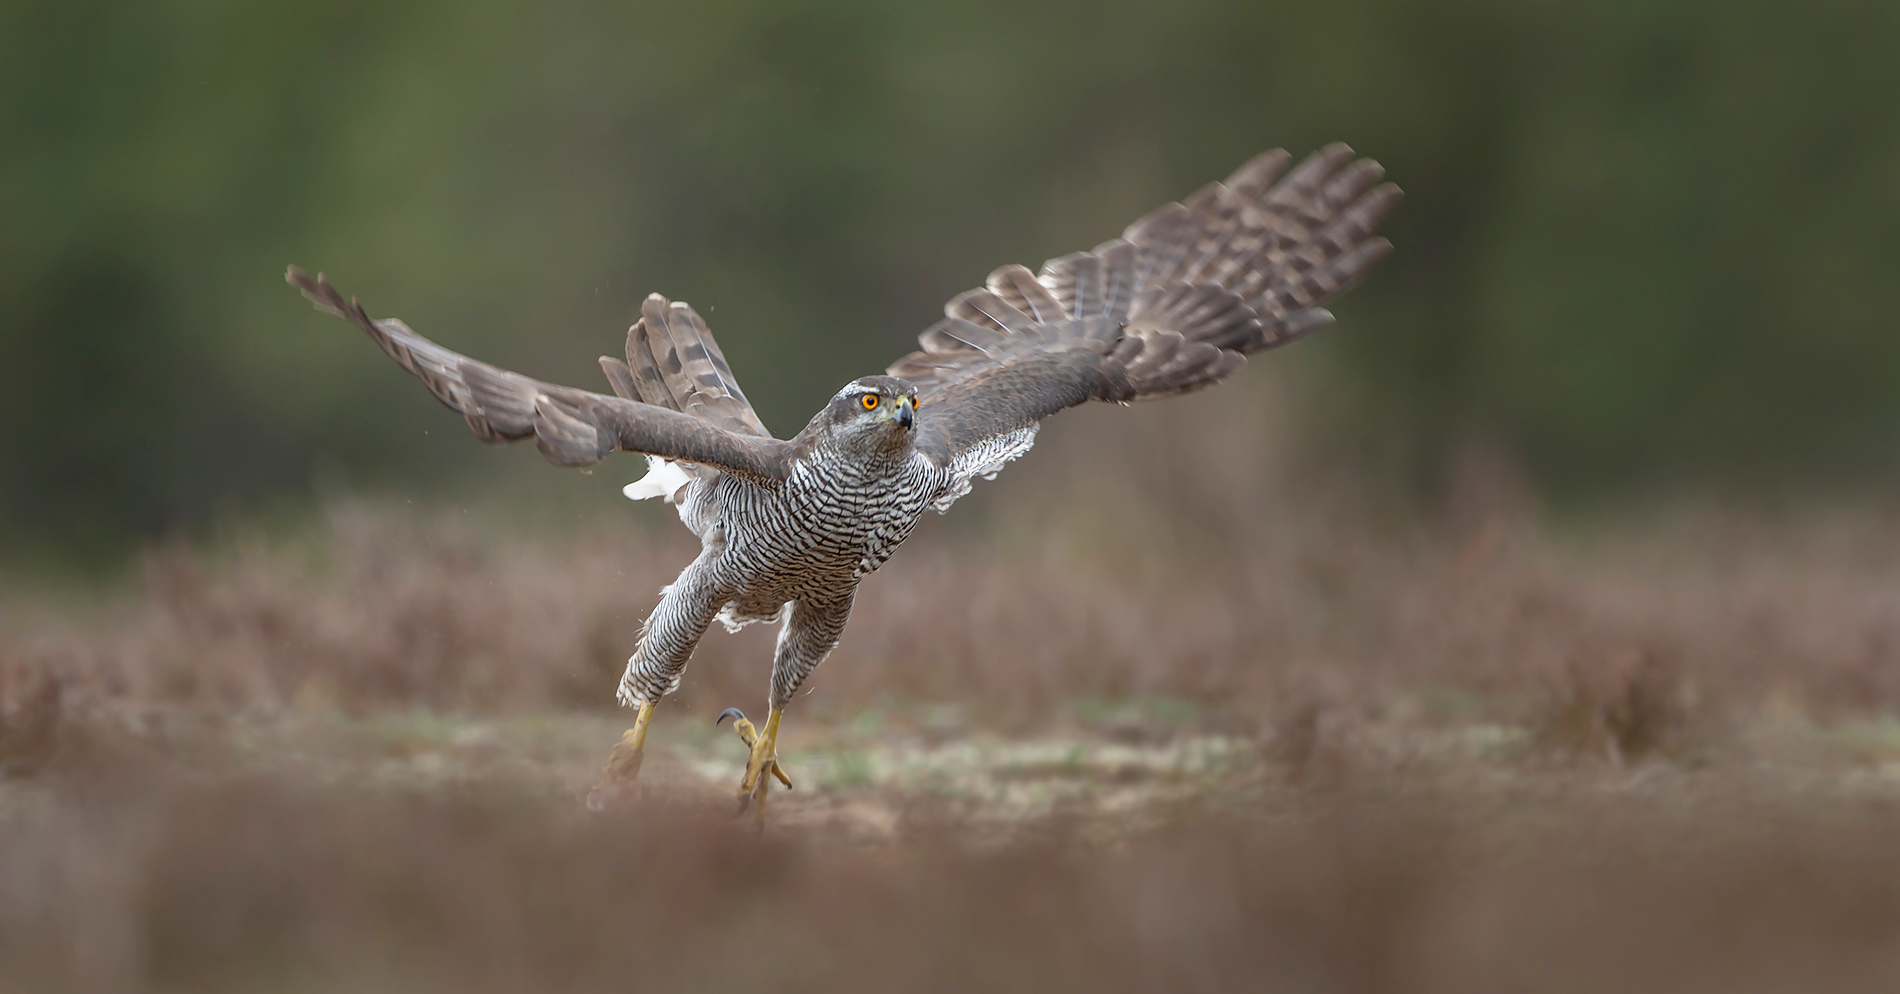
[585, 703, 661, 813]
[718, 706, 792, 828]
[607, 701, 659, 781]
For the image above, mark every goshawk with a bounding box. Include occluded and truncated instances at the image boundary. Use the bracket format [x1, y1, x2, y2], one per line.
[287, 144, 1399, 822]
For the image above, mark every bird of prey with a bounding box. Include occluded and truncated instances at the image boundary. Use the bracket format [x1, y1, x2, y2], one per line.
[287, 143, 1399, 824]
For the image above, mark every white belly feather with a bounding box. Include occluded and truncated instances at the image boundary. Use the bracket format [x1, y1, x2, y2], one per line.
[623, 457, 695, 504]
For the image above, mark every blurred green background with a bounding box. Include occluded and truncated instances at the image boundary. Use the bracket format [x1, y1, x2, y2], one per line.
[4, 0, 1897, 565]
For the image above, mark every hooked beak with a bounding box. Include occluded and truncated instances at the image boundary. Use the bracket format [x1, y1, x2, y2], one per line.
[875, 395, 915, 429]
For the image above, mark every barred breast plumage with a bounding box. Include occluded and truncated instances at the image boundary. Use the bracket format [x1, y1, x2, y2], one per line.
[612, 376, 957, 709]
[712, 440, 943, 616]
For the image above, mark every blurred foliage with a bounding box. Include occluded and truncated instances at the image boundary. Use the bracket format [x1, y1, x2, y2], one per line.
[3, 0, 1898, 563]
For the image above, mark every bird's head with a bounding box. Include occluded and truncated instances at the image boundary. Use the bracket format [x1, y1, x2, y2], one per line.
[820, 375, 919, 454]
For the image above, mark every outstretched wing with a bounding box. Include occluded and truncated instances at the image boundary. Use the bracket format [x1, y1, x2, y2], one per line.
[894, 144, 1400, 499]
[287, 267, 794, 488]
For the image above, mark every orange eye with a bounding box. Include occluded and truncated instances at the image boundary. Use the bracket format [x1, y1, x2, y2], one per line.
[861, 394, 880, 410]
[910, 395, 920, 409]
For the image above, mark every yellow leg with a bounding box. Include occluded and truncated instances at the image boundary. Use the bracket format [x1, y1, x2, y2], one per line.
[718, 706, 793, 828]
[605, 701, 657, 782]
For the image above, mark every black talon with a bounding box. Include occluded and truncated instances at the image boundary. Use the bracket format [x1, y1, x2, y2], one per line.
[716, 707, 746, 726]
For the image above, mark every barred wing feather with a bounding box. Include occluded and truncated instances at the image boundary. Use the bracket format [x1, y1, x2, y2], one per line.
[286, 268, 793, 488]
[896, 144, 1398, 487]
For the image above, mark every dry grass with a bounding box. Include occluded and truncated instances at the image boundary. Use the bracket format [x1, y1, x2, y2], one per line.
[11, 394, 1900, 732]
[9, 381, 1900, 990]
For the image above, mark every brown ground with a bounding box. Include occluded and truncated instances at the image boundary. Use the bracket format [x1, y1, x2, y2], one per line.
[7, 392, 1900, 992]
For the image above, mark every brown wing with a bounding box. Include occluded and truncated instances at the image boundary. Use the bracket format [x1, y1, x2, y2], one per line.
[895, 144, 1400, 469]
[598, 293, 770, 439]
[287, 267, 793, 487]
[905, 316, 1127, 470]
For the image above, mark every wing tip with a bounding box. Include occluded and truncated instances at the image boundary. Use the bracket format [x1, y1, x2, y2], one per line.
[286, 264, 352, 319]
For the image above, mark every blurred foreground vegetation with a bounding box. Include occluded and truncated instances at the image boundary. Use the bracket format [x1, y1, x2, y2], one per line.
[10, 475, 1900, 990]
[4, 0, 1899, 564]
